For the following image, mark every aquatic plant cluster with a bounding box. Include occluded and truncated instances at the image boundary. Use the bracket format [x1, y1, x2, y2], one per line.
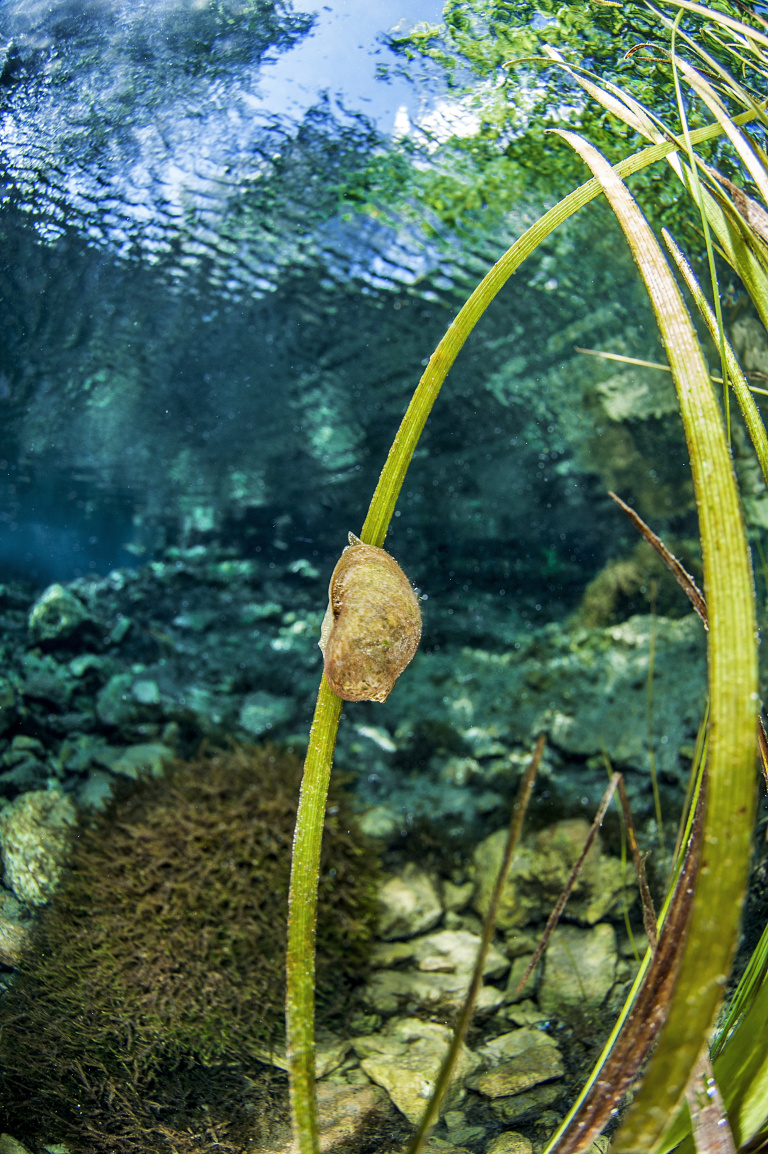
[0, 742, 379, 1151]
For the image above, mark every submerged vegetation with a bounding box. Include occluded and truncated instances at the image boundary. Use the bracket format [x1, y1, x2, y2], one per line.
[0, 744, 379, 1152]
[282, 1, 768, 1152]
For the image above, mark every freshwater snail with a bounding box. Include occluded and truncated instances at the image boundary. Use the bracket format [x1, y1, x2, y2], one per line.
[319, 533, 422, 702]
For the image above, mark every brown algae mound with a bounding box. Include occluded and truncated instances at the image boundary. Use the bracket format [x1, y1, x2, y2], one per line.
[0, 743, 380, 1153]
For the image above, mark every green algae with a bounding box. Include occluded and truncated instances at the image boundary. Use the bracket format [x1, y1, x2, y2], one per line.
[0, 743, 379, 1153]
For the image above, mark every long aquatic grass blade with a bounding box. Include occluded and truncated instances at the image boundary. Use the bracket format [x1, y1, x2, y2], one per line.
[655, 1, 768, 50]
[664, 231, 768, 490]
[666, 153, 768, 331]
[676, 59, 768, 208]
[552, 129, 758, 1154]
[646, 3, 768, 130]
[540, 46, 663, 141]
[656, 917, 768, 1154]
[712, 925, 768, 1148]
[360, 113, 760, 546]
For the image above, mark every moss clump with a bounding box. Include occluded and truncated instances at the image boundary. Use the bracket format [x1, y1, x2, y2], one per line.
[0, 743, 379, 1153]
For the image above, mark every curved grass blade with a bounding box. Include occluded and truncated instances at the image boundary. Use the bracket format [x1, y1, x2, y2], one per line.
[675, 58, 768, 207]
[655, 0, 768, 50]
[663, 230, 768, 488]
[543, 790, 704, 1154]
[551, 129, 758, 1154]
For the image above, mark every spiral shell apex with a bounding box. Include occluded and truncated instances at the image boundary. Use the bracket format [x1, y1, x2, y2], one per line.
[319, 533, 422, 703]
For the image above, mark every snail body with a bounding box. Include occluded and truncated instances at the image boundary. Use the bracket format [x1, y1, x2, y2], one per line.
[319, 533, 421, 703]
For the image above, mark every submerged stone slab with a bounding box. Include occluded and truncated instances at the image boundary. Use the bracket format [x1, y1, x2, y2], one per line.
[489, 1081, 563, 1124]
[468, 1028, 564, 1099]
[353, 1017, 479, 1123]
[362, 966, 505, 1015]
[538, 924, 617, 1014]
[485, 1133, 533, 1154]
[377, 863, 443, 940]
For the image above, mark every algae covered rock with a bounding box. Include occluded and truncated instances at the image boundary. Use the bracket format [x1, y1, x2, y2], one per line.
[468, 1028, 564, 1098]
[28, 584, 91, 644]
[363, 928, 508, 1015]
[0, 790, 77, 906]
[486, 1132, 533, 1154]
[473, 817, 633, 931]
[352, 1017, 480, 1123]
[377, 862, 443, 940]
[0, 744, 379, 1152]
[538, 924, 617, 1014]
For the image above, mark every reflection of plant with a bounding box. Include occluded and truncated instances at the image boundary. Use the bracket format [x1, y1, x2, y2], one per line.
[374, 1, 761, 242]
[0, 744, 378, 1153]
[286, 4, 768, 1153]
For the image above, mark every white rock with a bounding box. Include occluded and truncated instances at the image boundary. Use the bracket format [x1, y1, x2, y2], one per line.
[362, 967, 505, 1015]
[364, 928, 508, 1015]
[477, 1028, 560, 1069]
[373, 929, 508, 979]
[377, 863, 443, 940]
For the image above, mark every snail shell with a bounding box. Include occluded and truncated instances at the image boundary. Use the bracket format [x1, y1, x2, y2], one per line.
[319, 533, 422, 703]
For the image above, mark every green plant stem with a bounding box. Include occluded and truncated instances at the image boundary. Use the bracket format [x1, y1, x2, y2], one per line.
[285, 678, 343, 1154]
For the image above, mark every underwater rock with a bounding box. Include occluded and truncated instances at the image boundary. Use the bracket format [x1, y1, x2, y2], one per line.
[377, 863, 443, 940]
[100, 742, 175, 781]
[349, 612, 707, 831]
[270, 1082, 393, 1154]
[0, 890, 31, 965]
[0, 678, 17, 736]
[473, 818, 633, 932]
[20, 653, 76, 711]
[538, 924, 617, 1014]
[443, 1110, 488, 1146]
[489, 1082, 563, 1124]
[28, 585, 92, 645]
[0, 1136, 33, 1154]
[75, 770, 115, 811]
[352, 1017, 480, 1123]
[373, 928, 508, 978]
[485, 1132, 534, 1154]
[95, 672, 142, 728]
[467, 1028, 564, 1098]
[362, 965, 505, 1016]
[363, 929, 508, 1015]
[238, 690, 295, 737]
[503, 954, 539, 1004]
[0, 789, 77, 906]
[0, 735, 50, 794]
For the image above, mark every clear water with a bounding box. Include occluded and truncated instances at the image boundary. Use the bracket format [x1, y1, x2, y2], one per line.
[0, 3, 728, 1152]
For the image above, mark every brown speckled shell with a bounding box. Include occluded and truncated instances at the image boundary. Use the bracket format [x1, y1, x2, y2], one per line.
[319, 534, 421, 703]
